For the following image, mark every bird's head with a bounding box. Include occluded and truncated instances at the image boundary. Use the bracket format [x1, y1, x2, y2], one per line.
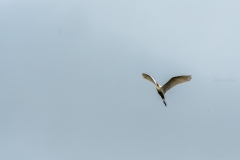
[156, 83, 162, 89]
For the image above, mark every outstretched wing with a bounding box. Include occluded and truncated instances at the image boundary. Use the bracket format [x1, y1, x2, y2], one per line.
[142, 73, 157, 85]
[162, 75, 191, 93]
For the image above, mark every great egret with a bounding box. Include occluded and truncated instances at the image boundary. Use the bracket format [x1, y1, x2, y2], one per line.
[142, 73, 191, 106]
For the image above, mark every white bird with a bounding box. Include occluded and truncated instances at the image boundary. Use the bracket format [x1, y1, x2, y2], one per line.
[142, 73, 192, 106]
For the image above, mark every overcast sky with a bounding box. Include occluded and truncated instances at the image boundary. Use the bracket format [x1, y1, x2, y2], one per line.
[1, 0, 240, 160]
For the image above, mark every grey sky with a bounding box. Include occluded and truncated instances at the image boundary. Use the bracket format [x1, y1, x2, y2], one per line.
[1, 0, 240, 159]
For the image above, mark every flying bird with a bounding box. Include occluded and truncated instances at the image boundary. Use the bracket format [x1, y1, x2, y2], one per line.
[142, 73, 191, 106]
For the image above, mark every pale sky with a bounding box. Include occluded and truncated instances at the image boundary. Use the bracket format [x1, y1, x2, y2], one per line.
[1, 0, 240, 160]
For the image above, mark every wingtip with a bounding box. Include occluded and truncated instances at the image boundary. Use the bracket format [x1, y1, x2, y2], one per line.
[142, 73, 148, 78]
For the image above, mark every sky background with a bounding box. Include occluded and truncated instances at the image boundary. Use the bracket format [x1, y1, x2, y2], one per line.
[1, 0, 240, 159]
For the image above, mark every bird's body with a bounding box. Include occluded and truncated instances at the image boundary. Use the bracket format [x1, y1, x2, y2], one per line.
[142, 73, 191, 106]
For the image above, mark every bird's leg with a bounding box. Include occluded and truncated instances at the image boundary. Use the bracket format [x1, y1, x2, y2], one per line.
[158, 91, 167, 107]
[163, 100, 167, 107]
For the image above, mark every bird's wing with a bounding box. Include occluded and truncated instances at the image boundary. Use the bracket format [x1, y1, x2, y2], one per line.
[162, 75, 191, 93]
[142, 73, 157, 85]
